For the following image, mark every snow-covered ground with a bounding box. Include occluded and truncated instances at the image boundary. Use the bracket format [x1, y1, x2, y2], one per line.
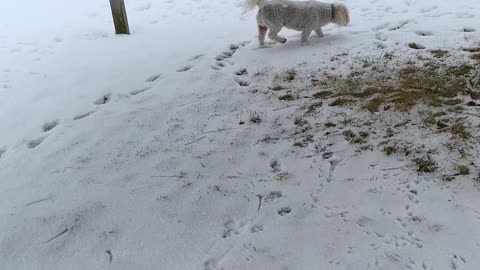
[1, 0, 480, 269]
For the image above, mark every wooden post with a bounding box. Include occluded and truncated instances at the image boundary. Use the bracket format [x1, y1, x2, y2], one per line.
[109, 0, 130, 34]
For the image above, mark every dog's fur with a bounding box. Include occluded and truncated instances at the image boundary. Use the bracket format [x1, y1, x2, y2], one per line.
[244, 0, 350, 45]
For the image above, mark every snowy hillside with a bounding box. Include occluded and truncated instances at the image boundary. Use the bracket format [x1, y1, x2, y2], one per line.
[1, 0, 480, 269]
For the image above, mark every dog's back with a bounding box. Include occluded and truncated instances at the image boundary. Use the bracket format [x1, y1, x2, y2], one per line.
[258, 1, 333, 31]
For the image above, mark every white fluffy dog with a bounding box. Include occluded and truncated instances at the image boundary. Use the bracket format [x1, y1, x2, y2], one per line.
[244, 0, 350, 45]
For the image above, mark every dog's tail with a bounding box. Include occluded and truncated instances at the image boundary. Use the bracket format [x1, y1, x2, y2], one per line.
[243, 0, 268, 12]
[333, 3, 350, 26]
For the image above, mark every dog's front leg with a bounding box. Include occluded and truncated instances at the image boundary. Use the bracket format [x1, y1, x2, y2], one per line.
[268, 27, 287, 44]
[258, 25, 268, 46]
[315, 28, 324, 38]
[300, 29, 313, 43]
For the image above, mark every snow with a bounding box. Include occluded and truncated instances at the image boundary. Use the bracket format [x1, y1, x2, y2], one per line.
[1, 0, 480, 269]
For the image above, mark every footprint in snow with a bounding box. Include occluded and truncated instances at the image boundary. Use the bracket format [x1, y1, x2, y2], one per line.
[176, 54, 205, 73]
[27, 136, 46, 149]
[277, 207, 292, 216]
[415, 30, 433, 36]
[130, 73, 163, 95]
[322, 152, 334, 159]
[203, 258, 218, 270]
[451, 254, 467, 269]
[73, 111, 95, 120]
[264, 191, 283, 202]
[203, 218, 250, 269]
[129, 86, 152, 96]
[408, 42, 426, 50]
[388, 20, 410, 31]
[234, 78, 250, 87]
[250, 224, 264, 233]
[0, 147, 6, 158]
[462, 47, 480, 53]
[42, 120, 59, 132]
[234, 68, 248, 76]
[145, 73, 162, 82]
[459, 27, 476, 33]
[211, 62, 225, 71]
[269, 159, 282, 173]
[176, 65, 193, 72]
[222, 219, 246, 238]
[211, 41, 250, 70]
[215, 50, 234, 62]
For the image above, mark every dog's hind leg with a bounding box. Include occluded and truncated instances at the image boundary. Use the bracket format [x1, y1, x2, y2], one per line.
[268, 27, 287, 44]
[258, 25, 267, 46]
[315, 28, 324, 38]
[300, 29, 313, 43]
